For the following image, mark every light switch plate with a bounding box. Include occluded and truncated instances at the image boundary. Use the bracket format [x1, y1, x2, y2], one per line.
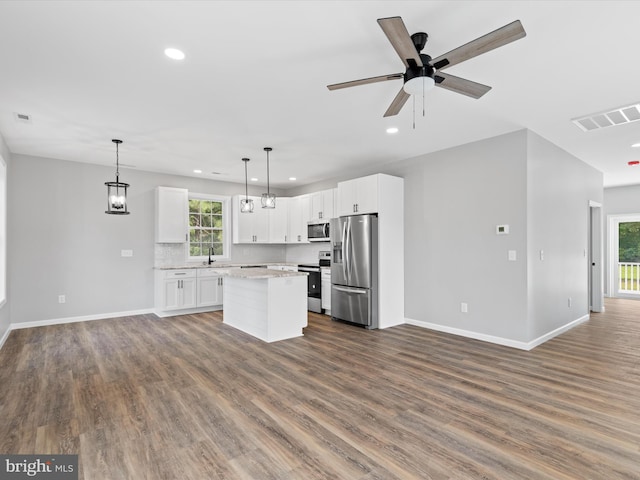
[121, 249, 133, 257]
[496, 224, 510, 235]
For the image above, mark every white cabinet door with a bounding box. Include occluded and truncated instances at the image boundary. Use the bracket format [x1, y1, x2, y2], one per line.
[181, 278, 197, 308]
[288, 195, 311, 243]
[197, 276, 223, 306]
[160, 270, 197, 310]
[155, 187, 188, 243]
[337, 175, 379, 216]
[310, 189, 336, 221]
[233, 195, 269, 243]
[268, 197, 289, 243]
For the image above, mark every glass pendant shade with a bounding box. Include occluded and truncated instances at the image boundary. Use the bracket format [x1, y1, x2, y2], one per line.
[240, 157, 253, 213]
[240, 197, 254, 213]
[261, 147, 276, 209]
[403, 75, 435, 95]
[261, 193, 276, 209]
[105, 139, 130, 215]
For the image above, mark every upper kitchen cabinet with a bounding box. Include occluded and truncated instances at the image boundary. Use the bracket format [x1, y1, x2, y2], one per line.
[337, 175, 379, 216]
[232, 195, 269, 243]
[310, 189, 336, 221]
[268, 197, 289, 243]
[155, 187, 188, 243]
[288, 194, 311, 243]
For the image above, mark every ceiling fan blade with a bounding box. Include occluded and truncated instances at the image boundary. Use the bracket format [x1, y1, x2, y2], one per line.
[430, 20, 526, 71]
[327, 73, 403, 91]
[377, 16, 423, 68]
[383, 88, 411, 117]
[434, 72, 491, 99]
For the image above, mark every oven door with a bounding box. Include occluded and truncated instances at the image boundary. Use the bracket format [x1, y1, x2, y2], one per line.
[298, 266, 322, 313]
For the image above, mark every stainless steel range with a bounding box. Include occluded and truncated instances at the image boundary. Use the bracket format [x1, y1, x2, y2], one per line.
[298, 251, 330, 313]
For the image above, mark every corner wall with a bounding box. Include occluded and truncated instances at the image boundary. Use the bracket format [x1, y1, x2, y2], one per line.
[526, 131, 603, 341]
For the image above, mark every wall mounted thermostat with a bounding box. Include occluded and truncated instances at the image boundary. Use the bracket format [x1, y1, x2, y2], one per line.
[496, 224, 510, 235]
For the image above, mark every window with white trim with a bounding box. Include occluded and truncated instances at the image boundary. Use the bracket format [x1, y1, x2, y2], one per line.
[188, 193, 230, 260]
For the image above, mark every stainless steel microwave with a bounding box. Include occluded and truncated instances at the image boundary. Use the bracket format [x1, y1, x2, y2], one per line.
[307, 221, 330, 242]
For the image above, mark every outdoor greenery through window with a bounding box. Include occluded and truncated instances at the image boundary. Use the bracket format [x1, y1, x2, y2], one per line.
[188, 194, 228, 259]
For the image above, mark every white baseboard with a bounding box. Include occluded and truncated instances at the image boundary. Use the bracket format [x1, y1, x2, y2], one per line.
[0, 325, 11, 350]
[9, 308, 155, 331]
[404, 314, 590, 351]
[154, 305, 222, 318]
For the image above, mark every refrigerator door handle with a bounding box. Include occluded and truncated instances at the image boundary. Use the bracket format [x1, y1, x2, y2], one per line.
[342, 219, 348, 280]
[333, 285, 367, 294]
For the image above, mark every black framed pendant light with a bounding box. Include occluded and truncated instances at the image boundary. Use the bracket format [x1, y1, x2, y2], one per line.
[261, 147, 276, 209]
[240, 157, 254, 213]
[105, 139, 130, 215]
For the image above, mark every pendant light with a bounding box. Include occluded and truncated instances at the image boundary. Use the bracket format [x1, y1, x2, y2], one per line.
[240, 158, 254, 213]
[105, 139, 130, 215]
[261, 147, 276, 209]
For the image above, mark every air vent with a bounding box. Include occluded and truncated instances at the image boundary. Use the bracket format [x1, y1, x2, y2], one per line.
[572, 103, 640, 132]
[13, 112, 32, 123]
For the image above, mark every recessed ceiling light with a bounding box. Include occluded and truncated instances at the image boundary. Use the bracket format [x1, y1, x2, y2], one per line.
[193, 169, 202, 174]
[632, 143, 640, 148]
[289, 177, 297, 181]
[386, 127, 399, 134]
[164, 48, 185, 60]
[251, 177, 258, 182]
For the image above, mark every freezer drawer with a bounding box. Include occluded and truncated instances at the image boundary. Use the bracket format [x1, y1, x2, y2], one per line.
[331, 284, 375, 328]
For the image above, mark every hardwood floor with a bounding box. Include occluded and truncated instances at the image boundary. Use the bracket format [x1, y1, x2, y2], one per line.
[1, 298, 640, 479]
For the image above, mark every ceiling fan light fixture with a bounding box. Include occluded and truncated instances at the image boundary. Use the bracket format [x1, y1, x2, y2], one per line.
[403, 75, 435, 95]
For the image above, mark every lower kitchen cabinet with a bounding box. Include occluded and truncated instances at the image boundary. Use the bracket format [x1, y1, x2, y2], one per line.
[155, 268, 223, 317]
[158, 270, 197, 311]
[197, 270, 224, 307]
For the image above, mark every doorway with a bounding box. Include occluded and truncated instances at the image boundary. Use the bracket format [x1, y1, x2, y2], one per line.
[608, 214, 640, 298]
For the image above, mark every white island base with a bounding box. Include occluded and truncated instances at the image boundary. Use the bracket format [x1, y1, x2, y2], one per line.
[223, 271, 308, 343]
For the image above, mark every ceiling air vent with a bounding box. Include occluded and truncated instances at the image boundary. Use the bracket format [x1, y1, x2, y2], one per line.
[572, 103, 640, 132]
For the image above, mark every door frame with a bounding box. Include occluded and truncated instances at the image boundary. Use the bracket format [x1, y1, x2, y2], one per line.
[589, 201, 604, 312]
[607, 213, 640, 299]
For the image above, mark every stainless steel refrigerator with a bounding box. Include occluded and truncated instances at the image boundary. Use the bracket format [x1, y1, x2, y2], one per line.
[330, 214, 378, 329]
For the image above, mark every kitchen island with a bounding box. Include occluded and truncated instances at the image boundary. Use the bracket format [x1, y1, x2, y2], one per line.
[222, 268, 308, 343]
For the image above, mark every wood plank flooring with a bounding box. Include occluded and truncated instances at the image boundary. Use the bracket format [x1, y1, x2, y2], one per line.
[1, 298, 640, 479]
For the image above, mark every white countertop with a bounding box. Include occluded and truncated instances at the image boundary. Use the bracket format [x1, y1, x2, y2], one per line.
[155, 262, 299, 270]
[224, 268, 307, 279]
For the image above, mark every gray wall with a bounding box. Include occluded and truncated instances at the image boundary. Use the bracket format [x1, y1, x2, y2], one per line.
[526, 131, 603, 339]
[9, 154, 288, 324]
[390, 131, 530, 341]
[602, 184, 640, 295]
[0, 133, 10, 341]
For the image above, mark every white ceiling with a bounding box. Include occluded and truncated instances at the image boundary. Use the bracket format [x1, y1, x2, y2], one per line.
[1, 1, 640, 189]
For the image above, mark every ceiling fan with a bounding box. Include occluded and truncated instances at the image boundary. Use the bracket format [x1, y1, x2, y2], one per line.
[327, 17, 526, 117]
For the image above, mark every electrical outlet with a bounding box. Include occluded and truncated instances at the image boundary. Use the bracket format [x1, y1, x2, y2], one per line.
[58, 295, 66, 304]
[461, 302, 468, 313]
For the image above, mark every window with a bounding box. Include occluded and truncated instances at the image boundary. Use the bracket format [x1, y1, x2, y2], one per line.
[188, 193, 230, 260]
[0, 154, 5, 306]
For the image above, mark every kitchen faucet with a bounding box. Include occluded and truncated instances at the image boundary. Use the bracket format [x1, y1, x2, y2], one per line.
[208, 246, 216, 265]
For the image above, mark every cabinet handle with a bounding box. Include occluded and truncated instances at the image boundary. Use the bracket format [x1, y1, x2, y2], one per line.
[185, 233, 188, 242]
[319, 212, 323, 219]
